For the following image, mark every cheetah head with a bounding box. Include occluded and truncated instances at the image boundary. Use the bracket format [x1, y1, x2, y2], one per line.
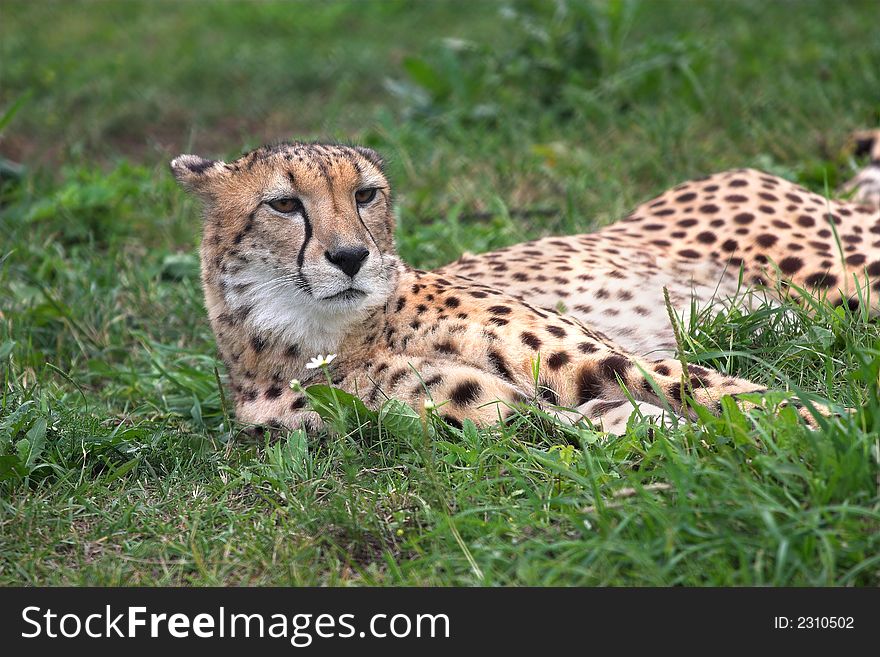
[171, 142, 399, 350]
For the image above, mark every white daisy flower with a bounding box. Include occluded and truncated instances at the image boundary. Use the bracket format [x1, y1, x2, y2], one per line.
[305, 354, 337, 370]
[289, 379, 303, 392]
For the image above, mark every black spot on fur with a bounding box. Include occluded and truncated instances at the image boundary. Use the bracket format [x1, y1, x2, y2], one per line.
[696, 231, 716, 244]
[423, 374, 443, 388]
[689, 375, 708, 389]
[600, 355, 631, 382]
[845, 254, 866, 266]
[488, 305, 512, 315]
[756, 233, 778, 248]
[576, 366, 604, 403]
[546, 351, 571, 370]
[804, 272, 837, 288]
[779, 256, 803, 274]
[436, 340, 458, 355]
[488, 350, 515, 383]
[521, 332, 542, 349]
[450, 380, 482, 406]
[797, 215, 815, 227]
[386, 368, 409, 390]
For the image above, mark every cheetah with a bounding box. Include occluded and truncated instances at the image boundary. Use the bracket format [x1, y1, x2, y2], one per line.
[841, 128, 880, 209]
[438, 149, 880, 358]
[170, 142, 875, 435]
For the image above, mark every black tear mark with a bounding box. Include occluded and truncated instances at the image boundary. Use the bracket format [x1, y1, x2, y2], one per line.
[355, 203, 381, 251]
[292, 171, 313, 270]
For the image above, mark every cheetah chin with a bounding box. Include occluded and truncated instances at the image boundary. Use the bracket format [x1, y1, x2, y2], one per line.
[221, 253, 399, 355]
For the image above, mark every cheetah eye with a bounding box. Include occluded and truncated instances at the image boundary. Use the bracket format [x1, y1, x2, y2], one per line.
[354, 188, 378, 205]
[267, 197, 302, 214]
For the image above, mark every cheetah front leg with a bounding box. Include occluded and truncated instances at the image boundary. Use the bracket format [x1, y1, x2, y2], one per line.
[581, 355, 825, 429]
[347, 355, 683, 434]
[351, 354, 532, 428]
[235, 409, 325, 439]
[552, 357, 757, 434]
[569, 398, 680, 434]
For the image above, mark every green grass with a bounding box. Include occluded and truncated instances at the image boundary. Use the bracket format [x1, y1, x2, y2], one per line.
[1, 0, 879, 585]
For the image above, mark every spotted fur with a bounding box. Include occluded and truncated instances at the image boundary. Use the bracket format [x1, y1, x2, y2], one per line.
[439, 165, 880, 358]
[170, 142, 874, 435]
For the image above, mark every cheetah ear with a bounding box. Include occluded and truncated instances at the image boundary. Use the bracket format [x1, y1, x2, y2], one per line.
[850, 130, 880, 161]
[170, 154, 226, 196]
[853, 136, 875, 159]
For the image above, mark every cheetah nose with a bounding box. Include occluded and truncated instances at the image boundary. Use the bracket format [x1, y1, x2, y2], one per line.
[325, 246, 369, 277]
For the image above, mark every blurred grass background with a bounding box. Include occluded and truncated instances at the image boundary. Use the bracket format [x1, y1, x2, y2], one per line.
[4, 0, 879, 236]
[1, 0, 879, 585]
